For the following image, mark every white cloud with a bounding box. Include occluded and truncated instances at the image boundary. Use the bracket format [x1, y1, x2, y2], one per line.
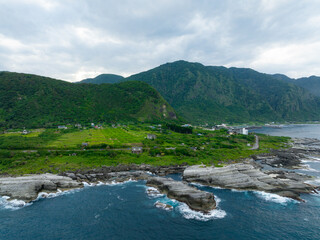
[0, 0, 320, 81]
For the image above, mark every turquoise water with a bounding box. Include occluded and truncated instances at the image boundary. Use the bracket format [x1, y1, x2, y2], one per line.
[0, 125, 320, 240]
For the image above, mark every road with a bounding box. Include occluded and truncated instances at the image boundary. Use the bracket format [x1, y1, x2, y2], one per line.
[251, 135, 259, 150]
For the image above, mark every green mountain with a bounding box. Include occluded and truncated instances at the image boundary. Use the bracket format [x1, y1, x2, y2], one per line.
[125, 61, 320, 124]
[293, 76, 320, 97]
[0, 72, 177, 128]
[79, 74, 124, 84]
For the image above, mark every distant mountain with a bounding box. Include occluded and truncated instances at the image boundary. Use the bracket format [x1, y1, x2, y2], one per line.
[273, 74, 320, 97]
[0, 72, 177, 128]
[125, 60, 320, 124]
[294, 76, 320, 97]
[78, 74, 124, 84]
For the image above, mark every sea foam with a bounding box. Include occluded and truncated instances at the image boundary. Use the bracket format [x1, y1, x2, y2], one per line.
[0, 196, 30, 210]
[254, 191, 298, 205]
[177, 202, 226, 221]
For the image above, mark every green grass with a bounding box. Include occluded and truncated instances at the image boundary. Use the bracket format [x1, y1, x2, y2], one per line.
[0, 125, 290, 175]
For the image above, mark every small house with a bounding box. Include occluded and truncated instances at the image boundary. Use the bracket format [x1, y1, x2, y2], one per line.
[131, 146, 143, 154]
[58, 125, 67, 129]
[82, 142, 89, 147]
[22, 129, 28, 135]
[239, 128, 248, 135]
[165, 147, 176, 150]
[147, 134, 157, 140]
[228, 129, 237, 135]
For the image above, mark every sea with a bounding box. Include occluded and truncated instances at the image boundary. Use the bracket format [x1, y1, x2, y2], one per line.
[0, 125, 320, 240]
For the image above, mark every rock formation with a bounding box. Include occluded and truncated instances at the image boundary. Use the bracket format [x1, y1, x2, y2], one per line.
[0, 174, 82, 202]
[183, 163, 317, 201]
[147, 176, 216, 212]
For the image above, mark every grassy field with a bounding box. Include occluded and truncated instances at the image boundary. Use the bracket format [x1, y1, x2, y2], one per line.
[0, 124, 290, 175]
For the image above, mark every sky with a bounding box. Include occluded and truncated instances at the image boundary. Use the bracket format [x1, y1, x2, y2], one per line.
[0, 0, 320, 82]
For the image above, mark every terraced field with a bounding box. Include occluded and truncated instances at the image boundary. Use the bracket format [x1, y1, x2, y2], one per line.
[47, 128, 150, 148]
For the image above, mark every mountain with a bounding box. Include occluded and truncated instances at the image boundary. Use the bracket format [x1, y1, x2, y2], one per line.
[78, 74, 124, 84]
[273, 74, 320, 97]
[294, 76, 320, 97]
[125, 60, 320, 124]
[0, 72, 177, 128]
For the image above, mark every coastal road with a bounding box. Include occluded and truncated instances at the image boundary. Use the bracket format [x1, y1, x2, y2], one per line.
[251, 135, 259, 150]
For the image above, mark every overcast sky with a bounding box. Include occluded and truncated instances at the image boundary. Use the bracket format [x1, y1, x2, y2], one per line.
[0, 0, 320, 82]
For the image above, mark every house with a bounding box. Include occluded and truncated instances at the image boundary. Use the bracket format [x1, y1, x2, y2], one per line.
[131, 146, 143, 154]
[228, 129, 237, 135]
[182, 124, 192, 127]
[22, 129, 28, 135]
[82, 142, 89, 147]
[165, 147, 176, 150]
[75, 124, 82, 128]
[58, 125, 67, 129]
[239, 128, 248, 135]
[91, 123, 95, 127]
[147, 134, 157, 140]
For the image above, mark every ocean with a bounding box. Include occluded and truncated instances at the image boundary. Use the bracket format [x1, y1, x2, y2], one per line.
[1, 125, 320, 240]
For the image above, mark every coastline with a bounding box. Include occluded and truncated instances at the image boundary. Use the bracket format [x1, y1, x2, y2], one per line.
[1, 137, 320, 212]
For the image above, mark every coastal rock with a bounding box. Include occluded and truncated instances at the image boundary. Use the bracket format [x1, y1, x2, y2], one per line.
[0, 174, 82, 202]
[183, 164, 317, 200]
[154, 201, 173, 211]
[146, 176, 216, 212]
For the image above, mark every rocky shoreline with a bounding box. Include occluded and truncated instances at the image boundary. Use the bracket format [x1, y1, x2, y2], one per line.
[0, 138, 319, 212]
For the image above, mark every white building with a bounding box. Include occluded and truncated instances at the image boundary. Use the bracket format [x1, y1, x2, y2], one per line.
[239, 128, 248, 135]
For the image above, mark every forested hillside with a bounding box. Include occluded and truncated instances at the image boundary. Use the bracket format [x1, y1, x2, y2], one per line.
[0, 72, 177, 128]
[126, 61, 320, 124]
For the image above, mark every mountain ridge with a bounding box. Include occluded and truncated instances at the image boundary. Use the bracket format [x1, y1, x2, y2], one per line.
[125, 60, 320, 124]
[0, 72, 177, 128]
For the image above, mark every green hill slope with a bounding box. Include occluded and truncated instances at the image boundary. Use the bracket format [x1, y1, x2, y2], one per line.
[0, 72, 177, 128]
[78, 74, 124, 84]
[294, 76, 320, 97]
[126, 61, 320, 124]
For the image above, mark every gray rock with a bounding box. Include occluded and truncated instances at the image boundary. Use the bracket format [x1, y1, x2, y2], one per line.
[154, 201, 173, 211]
[183, 164, 317, 201]
[147, 176, 216, 212]
[0, 174, 82, 202]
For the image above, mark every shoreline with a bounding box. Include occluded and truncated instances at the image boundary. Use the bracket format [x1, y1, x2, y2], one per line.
[1, 137, 320, 212]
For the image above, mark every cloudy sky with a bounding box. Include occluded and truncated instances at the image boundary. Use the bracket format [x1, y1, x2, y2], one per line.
[0, 0, 320, 82]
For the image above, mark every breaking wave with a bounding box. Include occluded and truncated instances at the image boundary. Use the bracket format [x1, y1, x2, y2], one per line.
[0, 196, 30, 210]
[177, 202, 226, 221]
[254, 191, 298, 205]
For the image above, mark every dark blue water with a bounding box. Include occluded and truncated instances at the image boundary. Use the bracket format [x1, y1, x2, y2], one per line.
[0, 125, 320, 240]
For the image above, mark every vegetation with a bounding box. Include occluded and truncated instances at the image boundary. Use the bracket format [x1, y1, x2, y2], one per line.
[126, 60, 320, 124]
[165, 123, 193, 134]
[274, 74, 320, 97]
[78, 74, 124, 84]
[0, 124, 290, 175]
[0, 72, 177, 128]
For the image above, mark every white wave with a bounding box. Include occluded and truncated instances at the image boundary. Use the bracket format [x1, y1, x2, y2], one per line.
[36, 188, 82, 201]
[0, 196, 30, 210]
[254, 191, 298, 205]
[177, 203, 226, 221]
[307, 156, 320, 162]
[190, 182, 222, 189]
[146, 187, 164, 198]
[300, 164, 320, 172]
[305, 178, 320, 187]
[83, 178, 137, 187]
[231, 189, 247, 193]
